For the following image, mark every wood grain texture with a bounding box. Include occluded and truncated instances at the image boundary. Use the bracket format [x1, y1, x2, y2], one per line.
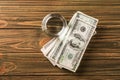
[0, 53, 120, 76]
[0, 76, 120, 80]
[0, 0, 120, 79]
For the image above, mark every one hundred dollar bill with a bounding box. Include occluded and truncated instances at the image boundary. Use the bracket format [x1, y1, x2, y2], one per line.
[41, 23, 69, 66]
[55, 11, 98, 72]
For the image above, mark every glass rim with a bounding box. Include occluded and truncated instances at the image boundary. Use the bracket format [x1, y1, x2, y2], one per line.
[42, 13, 67, 37]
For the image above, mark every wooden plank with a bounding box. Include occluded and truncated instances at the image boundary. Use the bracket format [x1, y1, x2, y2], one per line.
[0, 17, 119, 28]
[0, 52, 120, 61]
[0, 5, 119, 14]
[0, 75, 120, 80]
[0, 15, 120, 28]
[0, 53, 120, 75]
[0, 29, 119, 53]
[0, 0, 120, 6]
[0, 1, 119, 28]
[0, 6, 119, 16]
[0, 29, 51, 52]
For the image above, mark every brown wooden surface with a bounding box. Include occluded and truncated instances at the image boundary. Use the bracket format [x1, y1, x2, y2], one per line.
[0, 0, 120, 80]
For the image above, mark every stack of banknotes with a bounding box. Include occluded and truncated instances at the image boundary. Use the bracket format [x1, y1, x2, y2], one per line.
[41, 11, 98, 72]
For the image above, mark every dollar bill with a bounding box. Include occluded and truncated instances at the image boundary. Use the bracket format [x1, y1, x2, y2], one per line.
[47, 25, 69, 66]
[41, 38, 56, 56]
[41, 23, 69, 66]
[56, 11, 98, 72]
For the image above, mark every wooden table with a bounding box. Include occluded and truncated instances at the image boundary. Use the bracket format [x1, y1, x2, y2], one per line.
[0, 0, 120, 79]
